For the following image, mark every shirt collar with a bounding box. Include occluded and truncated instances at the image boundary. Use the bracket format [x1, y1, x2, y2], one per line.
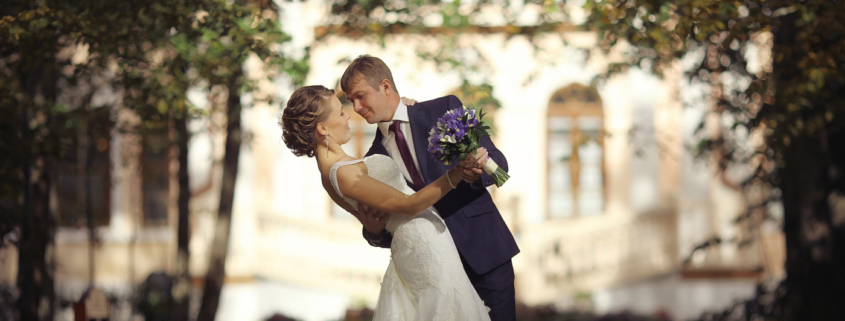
[378, 101, 409, 137]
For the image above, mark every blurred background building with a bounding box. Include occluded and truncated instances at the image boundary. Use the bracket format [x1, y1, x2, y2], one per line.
[0, 1, 786, 321]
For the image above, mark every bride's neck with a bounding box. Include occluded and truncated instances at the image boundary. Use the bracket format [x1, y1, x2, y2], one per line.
[315, 143, 349, 169]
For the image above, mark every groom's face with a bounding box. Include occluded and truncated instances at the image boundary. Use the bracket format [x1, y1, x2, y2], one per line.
[347, 77, 391, 124]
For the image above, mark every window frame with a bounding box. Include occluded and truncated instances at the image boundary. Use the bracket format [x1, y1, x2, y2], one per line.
[140, 123, 172, 227]
[53, 110, 113, 227]
[545, 84, 607, 220]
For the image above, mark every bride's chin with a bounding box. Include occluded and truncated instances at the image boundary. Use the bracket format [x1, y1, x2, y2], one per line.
[339, 136, 352, 146]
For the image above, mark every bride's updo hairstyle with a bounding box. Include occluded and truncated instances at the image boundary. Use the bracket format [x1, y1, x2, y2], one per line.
[280, 85, 335, 157]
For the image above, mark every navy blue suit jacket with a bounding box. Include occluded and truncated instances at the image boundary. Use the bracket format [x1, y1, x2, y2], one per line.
[364, 95, 520, 275]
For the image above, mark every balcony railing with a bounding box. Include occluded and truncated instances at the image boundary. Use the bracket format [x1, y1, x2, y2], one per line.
[254, 213, 389, 305]
[516, 209, 678, 305]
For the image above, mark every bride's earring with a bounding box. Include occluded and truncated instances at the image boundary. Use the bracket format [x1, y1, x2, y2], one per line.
[325, 134, 329, 157]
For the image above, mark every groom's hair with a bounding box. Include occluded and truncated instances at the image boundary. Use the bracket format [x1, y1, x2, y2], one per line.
[341, 55, 398, 94]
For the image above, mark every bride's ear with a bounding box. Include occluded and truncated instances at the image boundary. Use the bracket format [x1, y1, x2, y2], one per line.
[316, 123, 328, 137]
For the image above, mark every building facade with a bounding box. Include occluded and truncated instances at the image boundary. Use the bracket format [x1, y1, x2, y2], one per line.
[0, 2, 785, 321]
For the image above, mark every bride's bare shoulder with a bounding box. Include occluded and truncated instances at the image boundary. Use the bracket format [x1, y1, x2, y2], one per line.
[318, 156, 360, 174]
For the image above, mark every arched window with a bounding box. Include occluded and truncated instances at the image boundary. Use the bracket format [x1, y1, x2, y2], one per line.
[547, 84, 605, 219]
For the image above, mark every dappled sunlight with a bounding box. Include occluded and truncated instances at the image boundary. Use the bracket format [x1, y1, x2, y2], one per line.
[4, 0, 842, 320]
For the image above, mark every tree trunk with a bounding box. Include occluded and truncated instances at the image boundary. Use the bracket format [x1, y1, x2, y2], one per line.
[17, 159, 54, 321]
[84, 124, 96, 289]
[173, 112, 191, 321]
[774, 8, 845, 320]
[779, 132, 845, 320]
[197, 70, 242, 321]
[17, 154, 55, 321]
[16, 66, 57, 321]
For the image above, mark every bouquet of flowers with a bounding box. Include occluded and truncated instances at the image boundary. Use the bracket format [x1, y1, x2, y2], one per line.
[427, 105, 510, 187]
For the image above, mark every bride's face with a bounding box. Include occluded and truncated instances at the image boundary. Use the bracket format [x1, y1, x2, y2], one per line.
[321, 95, 352, 145]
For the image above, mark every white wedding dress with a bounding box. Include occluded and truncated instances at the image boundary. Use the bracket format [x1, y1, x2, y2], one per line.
[330, 154, 491, 321]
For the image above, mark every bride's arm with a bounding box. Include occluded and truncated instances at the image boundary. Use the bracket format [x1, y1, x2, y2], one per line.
[323, 179, 388, 233]
[322, 179, 357, 213]
[335, 164, 461, 217]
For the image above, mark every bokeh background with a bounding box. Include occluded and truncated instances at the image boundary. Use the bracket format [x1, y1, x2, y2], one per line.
[2, 0, 843, 321]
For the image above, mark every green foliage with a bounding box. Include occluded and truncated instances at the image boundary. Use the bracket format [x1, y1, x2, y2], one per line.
[2, 2, 308, 317]
[324, 1, 845, 316]
[584, 0, 845, 235]
[0, 0, 308, 244]
[325, 0, 844, 173]
[326, 0, 567, 37]
[585, 1, 843, 139]
[322, 0, 562, 106]
[451, 80, 501, 134]
[325, 0, 845, 212]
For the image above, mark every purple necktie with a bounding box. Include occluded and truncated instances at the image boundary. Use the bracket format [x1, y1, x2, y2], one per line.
[389, 121, 425, 190]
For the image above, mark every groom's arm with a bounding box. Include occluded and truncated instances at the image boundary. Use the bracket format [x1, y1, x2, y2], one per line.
[363, 228, 393, 248]
[472, 136, 508, 189]
[355, 205, 393, 248]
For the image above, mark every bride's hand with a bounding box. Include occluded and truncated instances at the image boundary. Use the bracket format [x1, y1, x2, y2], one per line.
[455, 148, 487, 183]
[401, 97, 417, 106]
[457, 148, 487, 169]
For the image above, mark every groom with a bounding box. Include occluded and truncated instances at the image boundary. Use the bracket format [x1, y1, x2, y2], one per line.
[341, 55, 520, 320]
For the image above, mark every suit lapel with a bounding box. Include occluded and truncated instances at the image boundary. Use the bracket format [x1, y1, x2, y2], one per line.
[366, 129, 389, 157]
[369, 124, 417, 190]
[408, 104, 431, 184]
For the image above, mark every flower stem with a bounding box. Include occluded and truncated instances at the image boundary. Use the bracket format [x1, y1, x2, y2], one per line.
[482, 159, 509, 187]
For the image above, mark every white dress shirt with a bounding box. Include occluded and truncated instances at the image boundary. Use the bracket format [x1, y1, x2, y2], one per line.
[378, 101, 424, 184]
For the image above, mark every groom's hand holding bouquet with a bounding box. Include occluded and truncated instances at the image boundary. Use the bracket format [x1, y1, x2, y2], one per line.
[428, 105, 510, 187]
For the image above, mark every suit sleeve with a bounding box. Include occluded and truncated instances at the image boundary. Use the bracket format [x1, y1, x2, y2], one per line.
[362, 228, 393, 248]
[444, 95, 509, 189]
[472, 134, 508, 189]
[364, 130, 382, 158]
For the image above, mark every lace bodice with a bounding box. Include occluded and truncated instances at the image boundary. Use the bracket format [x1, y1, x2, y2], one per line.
[329, 154, 415, 204]
[329, 155, 419, 230]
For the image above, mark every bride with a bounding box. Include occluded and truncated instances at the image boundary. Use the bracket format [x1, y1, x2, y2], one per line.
[280, 85, 491, 320]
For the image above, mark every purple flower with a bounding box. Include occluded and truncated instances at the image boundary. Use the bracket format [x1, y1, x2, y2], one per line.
[427, 104, 508, 186]
[427, 104, 491, 164]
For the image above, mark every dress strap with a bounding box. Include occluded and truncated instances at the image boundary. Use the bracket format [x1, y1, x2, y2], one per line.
[329, 159, 365, 199]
